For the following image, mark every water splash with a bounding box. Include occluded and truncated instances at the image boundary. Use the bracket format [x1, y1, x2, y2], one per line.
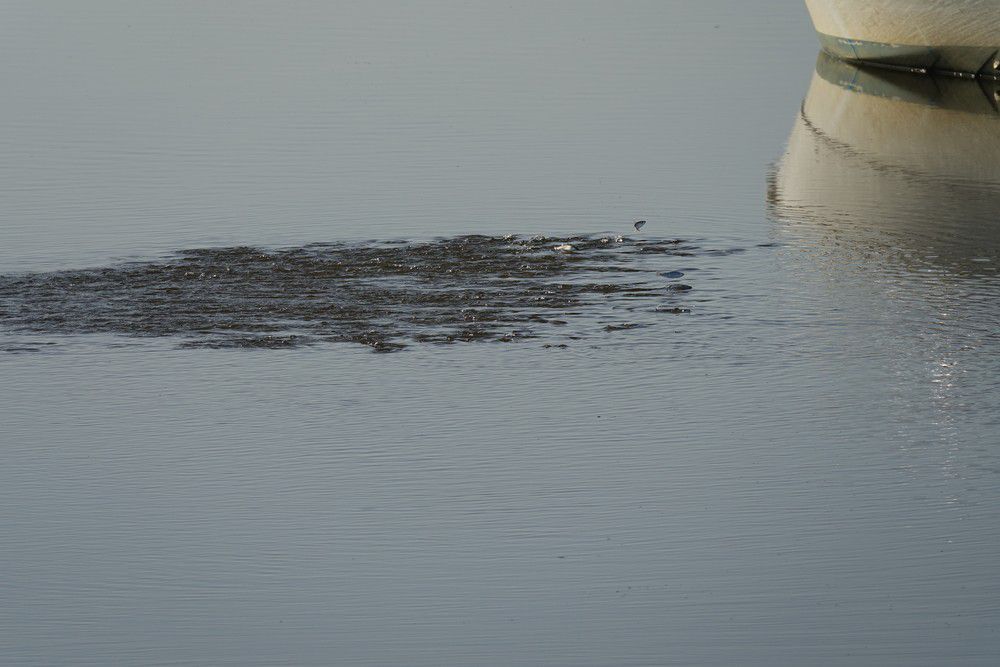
[0, 234, 724, 352]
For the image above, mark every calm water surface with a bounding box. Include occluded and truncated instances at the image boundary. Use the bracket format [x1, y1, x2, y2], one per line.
[2, 2, 999, 665]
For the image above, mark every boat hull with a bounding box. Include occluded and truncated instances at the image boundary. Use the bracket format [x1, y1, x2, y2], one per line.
[805, 0, 1000, 76]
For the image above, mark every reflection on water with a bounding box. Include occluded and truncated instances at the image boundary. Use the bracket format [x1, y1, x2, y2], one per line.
[771, 54, 1000, 515]
[771, 53, 1000, 274]
[771, 53, 1000, 361]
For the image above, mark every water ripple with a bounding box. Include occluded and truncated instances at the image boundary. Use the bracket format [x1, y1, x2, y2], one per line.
[0, 234, 724, 352]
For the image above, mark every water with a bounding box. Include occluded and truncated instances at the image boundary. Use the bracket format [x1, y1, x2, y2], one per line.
[2, 2, 999, 665]
[0, 235, 725, 351]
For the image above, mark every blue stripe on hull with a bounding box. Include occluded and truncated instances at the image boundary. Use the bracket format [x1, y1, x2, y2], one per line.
[814, 52, 1000, 116]
[817, 32, 1000, 77]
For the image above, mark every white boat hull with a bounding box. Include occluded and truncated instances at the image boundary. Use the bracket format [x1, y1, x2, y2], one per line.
[805, 0, 1000, 75]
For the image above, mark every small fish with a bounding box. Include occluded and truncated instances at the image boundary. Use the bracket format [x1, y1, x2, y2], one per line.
[660, 271, 685, 279]
[634, 220, 646, 231]
[553, 244, 574, 252]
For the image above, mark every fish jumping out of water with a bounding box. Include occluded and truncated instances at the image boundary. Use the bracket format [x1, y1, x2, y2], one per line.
[634, 220, 646, 231]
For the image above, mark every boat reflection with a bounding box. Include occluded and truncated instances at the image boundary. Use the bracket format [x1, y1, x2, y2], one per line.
[770, 52, 1000, 275]
[770, 54, 1000, 478]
